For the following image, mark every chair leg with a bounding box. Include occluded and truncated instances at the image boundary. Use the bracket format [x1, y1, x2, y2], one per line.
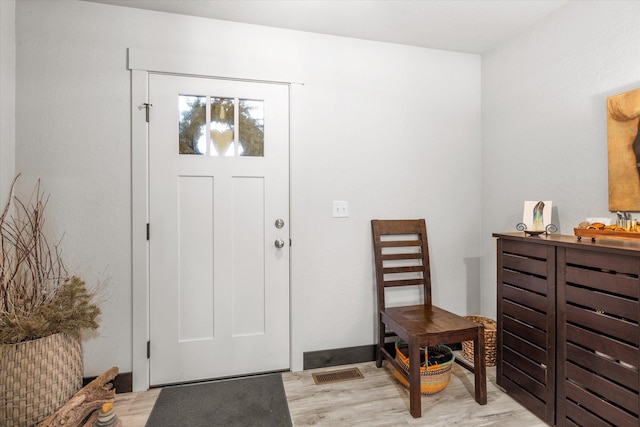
[473, 326, 488, 405]
[409, 339, 422, 418]
[376, 318, 384, 368]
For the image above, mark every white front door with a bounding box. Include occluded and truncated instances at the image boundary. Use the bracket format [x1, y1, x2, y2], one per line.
[148, 74, 290, 385]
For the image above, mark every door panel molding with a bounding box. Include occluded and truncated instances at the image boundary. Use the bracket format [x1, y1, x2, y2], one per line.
[128, 48, 303, 86]
[131, 69, 150, 392]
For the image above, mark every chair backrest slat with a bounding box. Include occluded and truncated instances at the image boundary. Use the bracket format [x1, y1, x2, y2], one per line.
[382, 265, 424, 274]
[371, 219, 432, 310]
[379, 240, 420, 248]
[383, 278, 425, 287]
[381, 253, 422, 261]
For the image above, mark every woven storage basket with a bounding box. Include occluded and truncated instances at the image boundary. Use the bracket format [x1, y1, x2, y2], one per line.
[0, 332, 83, 427]
[462, 315, 497, 367]
[393, 341, 454, 395]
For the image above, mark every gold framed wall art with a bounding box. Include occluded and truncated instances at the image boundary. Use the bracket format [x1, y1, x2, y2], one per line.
[607, 88, 640, 211]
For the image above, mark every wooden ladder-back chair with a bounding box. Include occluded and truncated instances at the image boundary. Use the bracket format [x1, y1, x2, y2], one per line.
[371, 219, 487, 418]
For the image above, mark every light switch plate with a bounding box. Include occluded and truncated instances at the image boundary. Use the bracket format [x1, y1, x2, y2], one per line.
[332, 201, 349, 218]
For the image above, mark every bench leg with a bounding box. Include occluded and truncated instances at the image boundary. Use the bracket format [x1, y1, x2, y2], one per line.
[376, 317, 384, 368]
[473, 327, 487, 405]
[409, 340, 422, 418]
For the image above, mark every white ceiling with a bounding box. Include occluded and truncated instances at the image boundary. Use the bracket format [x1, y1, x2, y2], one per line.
[84, 0, 568, 54]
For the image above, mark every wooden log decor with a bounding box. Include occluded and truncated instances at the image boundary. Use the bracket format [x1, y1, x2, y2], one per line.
[37, 367, 119, 427]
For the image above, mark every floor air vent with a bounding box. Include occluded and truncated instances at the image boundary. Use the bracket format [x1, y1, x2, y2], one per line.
[312, 367, 364, 385]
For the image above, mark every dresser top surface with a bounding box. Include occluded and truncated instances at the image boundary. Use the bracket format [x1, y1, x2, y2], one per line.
[493, 231, 640, 255]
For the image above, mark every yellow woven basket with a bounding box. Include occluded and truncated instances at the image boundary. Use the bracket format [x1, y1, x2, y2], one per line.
[393, 341, 454, 395]
[462, 315, 497, 367]
[0, 333, 83, 427]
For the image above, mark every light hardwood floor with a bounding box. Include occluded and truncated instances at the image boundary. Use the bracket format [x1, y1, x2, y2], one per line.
[114, 359, 546, 426]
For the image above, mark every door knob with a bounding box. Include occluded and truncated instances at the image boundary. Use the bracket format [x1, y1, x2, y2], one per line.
[274, 238, 285, 249]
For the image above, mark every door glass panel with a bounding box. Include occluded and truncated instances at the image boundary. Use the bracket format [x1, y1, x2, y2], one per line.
[239, 99, 264, 157]
[179, 95, 206, 155]
[178, 94, 264, 157]
[210, 97, 235, 156]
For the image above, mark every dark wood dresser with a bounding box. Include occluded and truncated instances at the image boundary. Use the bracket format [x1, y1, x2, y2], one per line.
[493, 233, 639, 426]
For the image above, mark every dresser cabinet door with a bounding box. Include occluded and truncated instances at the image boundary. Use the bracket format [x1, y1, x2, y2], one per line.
[497, 238, 556, 425]
[556, 248, 639, 427]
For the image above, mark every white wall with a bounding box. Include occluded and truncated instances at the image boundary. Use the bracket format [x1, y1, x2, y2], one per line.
[0, 0, 15, 206]
[15, 0, 481, 377]
[481, 0, 640, 317]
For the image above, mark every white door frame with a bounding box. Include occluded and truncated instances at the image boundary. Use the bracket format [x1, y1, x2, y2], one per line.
[129, 48, 302, 391]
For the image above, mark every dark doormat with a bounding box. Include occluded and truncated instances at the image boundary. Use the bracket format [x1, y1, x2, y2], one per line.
[145, 373, 292, 427]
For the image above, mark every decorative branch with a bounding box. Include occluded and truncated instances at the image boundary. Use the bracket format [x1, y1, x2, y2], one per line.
[0, 174, 99, 344]
[36, 367, 119, 427]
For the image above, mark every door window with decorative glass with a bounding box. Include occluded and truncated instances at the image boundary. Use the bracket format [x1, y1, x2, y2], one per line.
[178, 95, 264, 157]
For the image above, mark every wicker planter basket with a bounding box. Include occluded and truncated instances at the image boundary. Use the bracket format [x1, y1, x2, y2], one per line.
[393, 341, 455, 395]
[462, 315, 497, 367]
[0, 333, 83, 427]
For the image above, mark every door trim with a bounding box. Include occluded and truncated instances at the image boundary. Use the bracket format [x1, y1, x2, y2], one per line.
[129, 48, 299, 391]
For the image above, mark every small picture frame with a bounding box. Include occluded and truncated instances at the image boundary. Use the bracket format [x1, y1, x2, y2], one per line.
[523, 201, 552, 231]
